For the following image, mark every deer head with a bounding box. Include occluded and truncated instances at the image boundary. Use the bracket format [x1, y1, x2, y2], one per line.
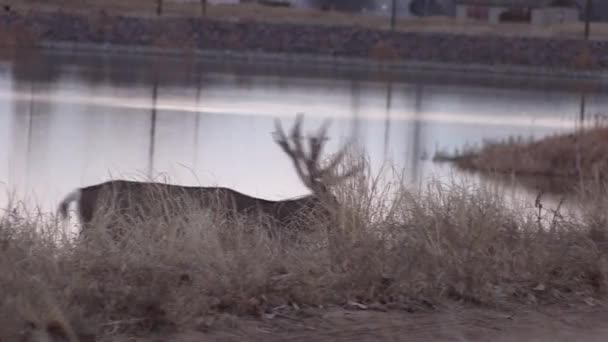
[273, 114, 361, 214]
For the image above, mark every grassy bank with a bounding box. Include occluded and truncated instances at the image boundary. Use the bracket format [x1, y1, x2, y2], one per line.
[2, 158, 608, 341]
[437, 126, 608, 193]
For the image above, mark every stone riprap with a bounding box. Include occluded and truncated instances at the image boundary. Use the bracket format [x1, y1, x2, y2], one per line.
[1, 10, 607, 70]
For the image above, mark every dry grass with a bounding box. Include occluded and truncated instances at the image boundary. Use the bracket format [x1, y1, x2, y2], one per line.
[2, 156, 608, 341]
[3, 0, 606, 40]
[437, 126, 608, 193]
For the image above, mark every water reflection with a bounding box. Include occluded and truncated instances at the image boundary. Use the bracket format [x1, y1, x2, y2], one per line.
[0, 49, 605, 213]
[148, 77, 159, 179]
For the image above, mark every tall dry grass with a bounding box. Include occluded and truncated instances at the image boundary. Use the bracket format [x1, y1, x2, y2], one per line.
[1, 157, 608, 340]
[435, 126, 608, 194]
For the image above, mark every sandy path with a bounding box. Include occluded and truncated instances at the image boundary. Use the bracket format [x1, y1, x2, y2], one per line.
[115, 304, 608, 342]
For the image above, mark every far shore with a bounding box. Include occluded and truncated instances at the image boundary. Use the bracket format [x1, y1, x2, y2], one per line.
[28, 40, 608, 83]
[1, 7, 608, 82]
[435, 126, 608, 194]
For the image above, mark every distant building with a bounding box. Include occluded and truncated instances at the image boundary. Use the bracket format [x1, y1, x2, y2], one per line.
[455, 0, 581, 25]
[287, 0, 454, 17]
[532, 0, 580, 25]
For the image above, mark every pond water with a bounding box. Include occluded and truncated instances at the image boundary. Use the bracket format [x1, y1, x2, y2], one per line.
[0, 49, 605, 213]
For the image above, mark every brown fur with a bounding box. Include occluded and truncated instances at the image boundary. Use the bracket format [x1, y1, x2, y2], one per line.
[59, 180, 331, 231]
[57, 115, 356, 239]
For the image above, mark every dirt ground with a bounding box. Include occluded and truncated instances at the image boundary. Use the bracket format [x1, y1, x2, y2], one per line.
[112, 303, 608, 342]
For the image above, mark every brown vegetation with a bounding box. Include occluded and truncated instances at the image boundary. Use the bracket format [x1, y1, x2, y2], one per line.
[437, 126, 608, 192]
[2, 153, 608, 340]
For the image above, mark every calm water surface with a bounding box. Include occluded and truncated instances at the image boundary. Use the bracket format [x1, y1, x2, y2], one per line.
[0, 50, 605, 213]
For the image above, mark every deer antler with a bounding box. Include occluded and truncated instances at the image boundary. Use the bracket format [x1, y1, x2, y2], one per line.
[273, 114, 313, 189]
[273, 114, 361, 194]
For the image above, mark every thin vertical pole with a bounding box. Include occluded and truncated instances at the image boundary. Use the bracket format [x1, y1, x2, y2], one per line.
[390, 0, 397, 30]
[156, 0, 163, 16]
[201, 0, 207, 17]
[584, 0, 592, 39]
[148, 79, 158, 179]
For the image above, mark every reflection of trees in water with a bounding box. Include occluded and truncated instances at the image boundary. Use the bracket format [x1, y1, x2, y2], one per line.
[145, 60, 205, 179]
[9, 50, 189, 89]
[381, 77, 426, 186]
[148, 77, 158, 179]
[579, 92, 587, 130]
[11, 51, 608, 97]
[383, 79, 392, 159]
[10, 85, 32, 188]
[374, 77, 426, 187]
[576, 82, 604, 129]
[193, 70, 203, 172]
[9, 51, 226, 185]
[9, 51, 62, 85]
[10, 79, 53, 198]
[410, 82, 423, 185]
[350, 79, 362, 144]
[12, 52, 597, 203]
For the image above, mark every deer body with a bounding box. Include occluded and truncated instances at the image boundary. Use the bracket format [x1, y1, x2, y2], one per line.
[58, 180, 325, 228]
[58, 115, 358, 237]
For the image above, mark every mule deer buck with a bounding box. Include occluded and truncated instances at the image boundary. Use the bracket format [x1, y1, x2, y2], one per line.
[57, 114, 359, 238]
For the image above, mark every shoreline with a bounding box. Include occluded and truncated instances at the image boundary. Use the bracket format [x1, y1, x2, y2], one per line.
[2, 10, 608, 82]
[37, 40, 608, 83]
[435, 126, 608, 196]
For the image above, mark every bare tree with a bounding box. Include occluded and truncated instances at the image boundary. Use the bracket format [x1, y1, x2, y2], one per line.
[58, 114, 360, 238]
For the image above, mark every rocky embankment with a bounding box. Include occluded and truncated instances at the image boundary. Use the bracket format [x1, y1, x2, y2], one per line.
[1, 10, 607, 71]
